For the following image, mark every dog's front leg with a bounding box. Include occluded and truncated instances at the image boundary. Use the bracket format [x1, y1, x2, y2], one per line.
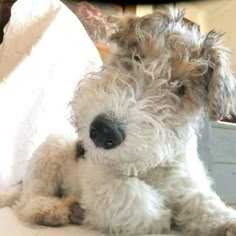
[15, 194, 84, 226]
[174, 190, 236, 236]
[169, 156, 236, 236]
[81, 175, 171, 235]
[14, 135, 84, 226]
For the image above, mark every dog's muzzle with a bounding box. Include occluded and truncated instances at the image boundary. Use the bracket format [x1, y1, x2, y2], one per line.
[89, 114, 125, 150]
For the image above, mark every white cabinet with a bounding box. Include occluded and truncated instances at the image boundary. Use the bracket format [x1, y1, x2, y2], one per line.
[212, 163, 236, 204]
[198, 121, 236, 204]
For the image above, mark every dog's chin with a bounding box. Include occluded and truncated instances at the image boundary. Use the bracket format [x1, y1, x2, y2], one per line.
[82, 145, 160, 177]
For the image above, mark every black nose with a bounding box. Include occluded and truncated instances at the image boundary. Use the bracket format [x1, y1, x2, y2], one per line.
[89, 115, 125, 150]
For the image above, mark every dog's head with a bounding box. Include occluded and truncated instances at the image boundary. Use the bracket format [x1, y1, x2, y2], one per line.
[71, 7, 236, 175]
[109, 7, 236, 120]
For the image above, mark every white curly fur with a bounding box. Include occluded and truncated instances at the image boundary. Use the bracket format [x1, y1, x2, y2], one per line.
[1, 6, 236, 236]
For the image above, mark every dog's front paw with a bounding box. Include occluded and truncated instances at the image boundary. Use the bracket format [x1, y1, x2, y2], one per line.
[69, 202, 85, 225]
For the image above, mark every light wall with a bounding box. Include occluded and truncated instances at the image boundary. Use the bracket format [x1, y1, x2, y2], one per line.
[177, 0, 236, 70]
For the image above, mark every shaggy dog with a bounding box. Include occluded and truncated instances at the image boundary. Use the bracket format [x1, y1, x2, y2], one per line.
[1, 7, 236, 236]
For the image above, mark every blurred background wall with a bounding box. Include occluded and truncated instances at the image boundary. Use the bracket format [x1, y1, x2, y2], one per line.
[177, 0, 236, 71]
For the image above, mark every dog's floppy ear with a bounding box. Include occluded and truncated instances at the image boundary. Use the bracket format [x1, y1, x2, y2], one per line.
[202, 31, 236, 120]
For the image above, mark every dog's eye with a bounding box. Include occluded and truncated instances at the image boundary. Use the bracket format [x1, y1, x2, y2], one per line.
[176, 84, 186, 96]
[133, 55, 141, 62]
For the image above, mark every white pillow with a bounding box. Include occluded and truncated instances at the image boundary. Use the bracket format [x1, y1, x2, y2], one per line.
[0, 0, 102, 189]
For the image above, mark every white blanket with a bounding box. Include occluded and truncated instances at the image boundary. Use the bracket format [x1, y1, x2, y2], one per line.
[0, 0, 102, 189]
[0, 207, 106, 236]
